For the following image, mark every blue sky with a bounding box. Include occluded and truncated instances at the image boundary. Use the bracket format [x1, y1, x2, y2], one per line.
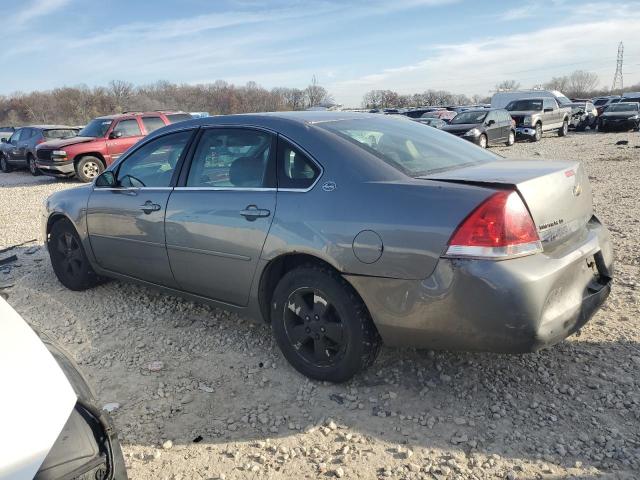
[1, 0, 640, 106]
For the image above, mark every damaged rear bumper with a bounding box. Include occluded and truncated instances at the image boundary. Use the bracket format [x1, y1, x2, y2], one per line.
[346, 216, 613, 352]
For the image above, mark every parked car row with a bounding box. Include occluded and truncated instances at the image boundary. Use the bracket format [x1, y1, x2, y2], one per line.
[0, 111, 192, 181]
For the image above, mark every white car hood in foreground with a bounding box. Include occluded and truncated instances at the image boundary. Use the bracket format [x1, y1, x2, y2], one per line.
[0, 299, 77, 480]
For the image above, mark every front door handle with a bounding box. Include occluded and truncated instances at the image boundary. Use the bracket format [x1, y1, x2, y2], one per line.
[240, 205, 271, 221]
[140, 201, 161, 214]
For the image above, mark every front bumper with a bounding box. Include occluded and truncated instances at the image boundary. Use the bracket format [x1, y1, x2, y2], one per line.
[36, 159, 75, 178]
[346, 217, 613, 352]
[515, 126, 536, 137]
[599, 118, 638, 130]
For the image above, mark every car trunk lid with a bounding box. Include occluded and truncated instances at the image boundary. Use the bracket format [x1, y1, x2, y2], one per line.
[421, 159, 593, 245]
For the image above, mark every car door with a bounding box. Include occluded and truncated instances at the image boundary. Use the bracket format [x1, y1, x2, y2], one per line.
[86, 129, 195, 287]
[165, 127, 277, 306]
[8, 128, 27, 164]
[105, 118, 145, 164]
[543, 98, 559, 127]
[484, 111, 500, 144]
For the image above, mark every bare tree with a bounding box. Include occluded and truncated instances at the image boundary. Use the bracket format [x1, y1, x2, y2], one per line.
[567, 70, 599, 98]
[305, 75, 331, 108]
[544, 76, 570, 93]
[495, 80, 521, 91]
[109, 80, 134, 111]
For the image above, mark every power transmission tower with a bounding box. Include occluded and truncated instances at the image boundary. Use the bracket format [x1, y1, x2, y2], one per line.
[611, 42, 624, 93]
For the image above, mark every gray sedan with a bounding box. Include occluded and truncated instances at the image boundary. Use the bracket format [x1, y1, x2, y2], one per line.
[42, 112, 614, 382]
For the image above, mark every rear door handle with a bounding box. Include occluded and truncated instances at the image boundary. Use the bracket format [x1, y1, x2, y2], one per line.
[140, 201, 161, 214]
[240, 205, 271, 221]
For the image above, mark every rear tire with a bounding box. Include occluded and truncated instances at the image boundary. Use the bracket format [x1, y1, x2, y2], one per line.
[49, 218, 100, 291]
[75, 156, 104, 183]
[271, 265, 381, 382]
[0, 155, 12, 173]
[28, 154, 41, 176]
[558, 119, 568, 137]
[533, 123, 542, 142]
[505, 130, 515, 146]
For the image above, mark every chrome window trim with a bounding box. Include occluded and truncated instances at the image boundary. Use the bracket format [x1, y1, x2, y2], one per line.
[92, 187, 174, 192]
[173, 187, 276, 192]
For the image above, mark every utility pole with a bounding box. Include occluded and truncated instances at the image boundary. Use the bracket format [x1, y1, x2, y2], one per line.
[611, 42, 624, 93]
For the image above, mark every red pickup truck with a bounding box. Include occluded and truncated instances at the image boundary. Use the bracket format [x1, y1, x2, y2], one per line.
[36, 111, 191, 182]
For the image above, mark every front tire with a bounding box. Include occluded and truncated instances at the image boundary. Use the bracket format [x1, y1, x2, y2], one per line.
[75, 156, 104, 183]
[478, 134, 488, 148]
[28, 154, 41, 176]
[505, 130, 515, 146]
[558, 119, 568, 137]
[271, 265, 381, 382]
[49, 218, 100, 291]
[0, 155, 12, 173]
[533, 123, 542, 142]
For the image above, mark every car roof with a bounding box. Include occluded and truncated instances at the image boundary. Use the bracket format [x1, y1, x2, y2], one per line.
[20, 125, 78, 129]
[94, 111, 185, 121]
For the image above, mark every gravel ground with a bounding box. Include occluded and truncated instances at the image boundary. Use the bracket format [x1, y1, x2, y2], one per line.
[1, 130, 639, 480]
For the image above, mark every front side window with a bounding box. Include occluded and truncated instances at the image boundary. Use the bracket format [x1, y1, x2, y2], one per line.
[112, 119, 142, 138]
[543, 98, 557, 109]
[115, 130, 192, 188]
[142, 116, 166, 134]
[277, 140, 320, 189]
[186, 129, 273, 188]
[317, 117, 497, 177]
[9, 129, 22, 143]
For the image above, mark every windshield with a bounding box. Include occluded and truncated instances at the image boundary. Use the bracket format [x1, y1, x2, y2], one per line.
[450, 111, 487, 124]
[78, 118, 113, 137]
[316, 117, 497, 177]
[594, 98, 609, 106]
[506, 99, 543, 111]
[607, 103, 639, 112]
[43, 129, 78, 140]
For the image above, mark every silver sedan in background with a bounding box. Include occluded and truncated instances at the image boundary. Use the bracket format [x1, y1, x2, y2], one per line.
[42, 112, 613, 382]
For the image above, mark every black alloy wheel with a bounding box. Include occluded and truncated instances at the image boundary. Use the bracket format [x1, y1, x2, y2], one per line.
[49, 219, 100, 291]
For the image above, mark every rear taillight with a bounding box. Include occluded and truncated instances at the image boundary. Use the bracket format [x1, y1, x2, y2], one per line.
[445, 190, 542, 259]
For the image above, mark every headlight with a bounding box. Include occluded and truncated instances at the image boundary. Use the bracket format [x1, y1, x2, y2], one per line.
[523, 115, 532, 125]
[628, 115, 639, 120]
[52, 150, 67, 156]
[464, 128, 481, 137]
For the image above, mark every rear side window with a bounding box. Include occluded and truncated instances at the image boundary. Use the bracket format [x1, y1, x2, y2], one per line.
[186, 129, 274, 188]
[277, 140, 320, 189]
[112, 119, 142, 137]
[141, 116, 166, 134]
[166, 113, 192, 124]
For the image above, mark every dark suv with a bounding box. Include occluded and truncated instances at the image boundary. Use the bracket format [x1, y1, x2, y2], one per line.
[36, 111, 192, 182]
[0, 126, 78, 175]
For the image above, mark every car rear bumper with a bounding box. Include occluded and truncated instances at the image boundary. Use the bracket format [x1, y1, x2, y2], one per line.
[346, 216, 613, 353]
[36, 159, 75, 178]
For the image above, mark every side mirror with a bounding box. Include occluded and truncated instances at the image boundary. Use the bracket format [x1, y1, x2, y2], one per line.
[95, 171, 116, 187]
[109, 131, 123, 139]
[486, 119, 495, 126]
[544, 108, 554, 113]
[0, 138, 6, 143]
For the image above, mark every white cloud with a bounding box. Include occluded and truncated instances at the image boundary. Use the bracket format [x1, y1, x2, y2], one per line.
[329, 14, 640, 105]
[12, 0, 71, 27]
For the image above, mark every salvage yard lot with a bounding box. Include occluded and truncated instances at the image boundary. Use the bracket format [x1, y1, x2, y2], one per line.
[1, 130, 639, 479]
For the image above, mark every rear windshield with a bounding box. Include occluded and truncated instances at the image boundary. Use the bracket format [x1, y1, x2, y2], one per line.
[317, 117, 497, 177]
[78, 118, 113, 137]
[607, 103, 639, 112]
[506, 99, 543, 111]
[43, 129, 78, 140]
[166, 113, 192, 124]
[450, 111, 487, 124]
